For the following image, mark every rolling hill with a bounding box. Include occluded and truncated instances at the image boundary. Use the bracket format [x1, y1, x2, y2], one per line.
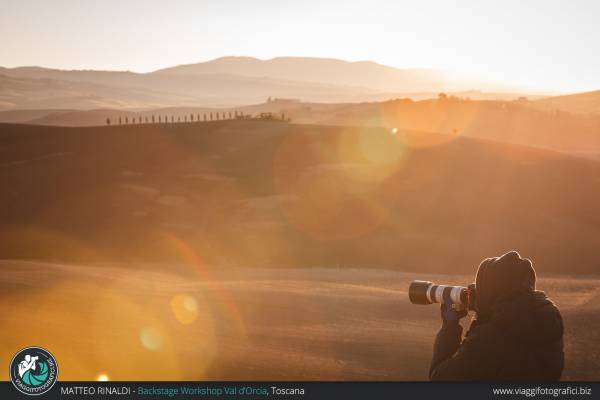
[1, 120, 599, 275]
[534, 90, 600, 115]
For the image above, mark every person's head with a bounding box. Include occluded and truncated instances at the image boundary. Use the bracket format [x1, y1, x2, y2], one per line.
[474, 251, 536, 318]
[25, 355, 31, 362]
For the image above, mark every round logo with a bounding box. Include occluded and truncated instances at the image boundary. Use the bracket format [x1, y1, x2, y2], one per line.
[10, 347, 58, 396]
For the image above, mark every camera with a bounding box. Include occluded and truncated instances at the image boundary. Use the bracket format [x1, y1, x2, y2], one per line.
[409, 280, 476, 311]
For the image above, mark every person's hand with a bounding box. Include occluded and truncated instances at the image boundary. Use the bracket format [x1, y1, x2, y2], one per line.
[440, 290, 468, 324]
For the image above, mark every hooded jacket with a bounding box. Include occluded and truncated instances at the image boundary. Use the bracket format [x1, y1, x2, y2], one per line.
[429, 251, 564, 380]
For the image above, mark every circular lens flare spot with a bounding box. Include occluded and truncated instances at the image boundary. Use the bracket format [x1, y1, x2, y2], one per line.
[140, 326, 163, 351]
[97, 373, 109, 381]
[170, 294, 198, 325]
[391, 127, 398, 134]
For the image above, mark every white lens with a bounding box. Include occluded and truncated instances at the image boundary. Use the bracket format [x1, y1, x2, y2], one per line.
[435, 285, 448, 303]
[450, 286, 464, 305]
[426, 284, 434, 303]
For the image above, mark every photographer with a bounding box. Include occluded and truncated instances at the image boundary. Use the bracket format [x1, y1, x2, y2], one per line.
[430, 251, 564, 380]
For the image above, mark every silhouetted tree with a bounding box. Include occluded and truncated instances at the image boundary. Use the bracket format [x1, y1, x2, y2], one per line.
[178, 116, 181, 122]
[438, 93, 447, 100]
[190, 113, 194, 121]
[171, 115, 174, 123]
[106, 118, 111, 126]
[152, 115, 155, 123]
[210, 112, 213, 121]
[145, 116, 148, 123]
[197, 113, 200, 121]
[158, 116, 162, 123]
[228, 111, 232, 119]
[118, 116, 122, 125]
[267, 96, 272, 103]
[204, 113, 207, 121]
[125, 117, 129, 124]
[281, 112, 285, 121]
[184, 115, 187, 122]
[139, 116, 142, 124]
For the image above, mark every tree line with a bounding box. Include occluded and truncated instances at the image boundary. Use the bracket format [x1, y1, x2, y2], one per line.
[106, 111, 288, 126]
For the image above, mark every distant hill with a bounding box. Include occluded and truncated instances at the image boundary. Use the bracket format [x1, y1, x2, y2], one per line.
[154, 56, 453, 93]
[534, 90, 600, 115]
[0, 57, 540, 110]
[0, 108, 74, 123]
[284, 98, 600, 156]
[0, 73, 198, 110]
[1, 120, 599, 275]
[0, 69, 381, 110]
[7, 97, 600, 158]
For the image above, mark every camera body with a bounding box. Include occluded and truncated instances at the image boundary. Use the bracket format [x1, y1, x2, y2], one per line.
[409, 280, 476, 311]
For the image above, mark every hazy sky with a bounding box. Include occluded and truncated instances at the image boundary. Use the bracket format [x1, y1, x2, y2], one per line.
[1, 0, 599, 92]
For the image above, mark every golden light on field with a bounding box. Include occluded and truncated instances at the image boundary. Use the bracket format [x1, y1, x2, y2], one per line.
[0, 261, 225, 380]
[335, 126, 407, 183]
[271, 126, 401, 241]
[163, 233, 247, 336]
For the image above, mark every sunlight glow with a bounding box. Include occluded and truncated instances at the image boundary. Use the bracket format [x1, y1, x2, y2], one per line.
[97, 373, 109, 381]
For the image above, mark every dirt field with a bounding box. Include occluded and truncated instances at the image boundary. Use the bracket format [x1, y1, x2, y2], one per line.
[0, 260, 598, 381]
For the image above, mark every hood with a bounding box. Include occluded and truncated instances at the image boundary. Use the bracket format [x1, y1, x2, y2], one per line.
[475, 251, 536, 317]
[491, 290, 563, 343]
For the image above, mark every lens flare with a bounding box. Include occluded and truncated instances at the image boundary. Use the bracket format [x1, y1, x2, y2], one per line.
[140, 326, 163, 351]
[170, 294, 198, 324]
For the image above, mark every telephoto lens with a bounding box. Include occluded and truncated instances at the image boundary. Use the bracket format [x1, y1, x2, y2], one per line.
[409, 280, 471, 310]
